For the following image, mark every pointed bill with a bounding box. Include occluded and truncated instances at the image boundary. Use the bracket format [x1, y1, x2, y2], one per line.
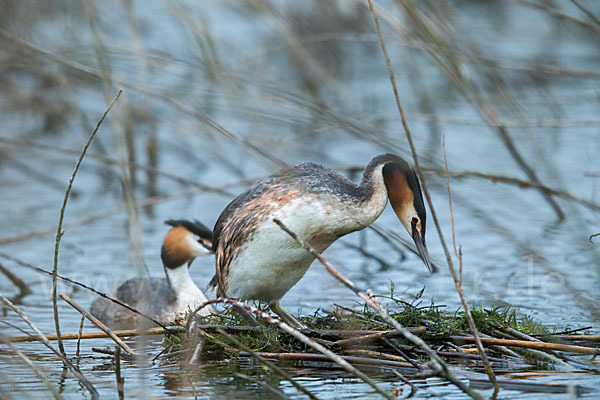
[412, 222, 432, 274]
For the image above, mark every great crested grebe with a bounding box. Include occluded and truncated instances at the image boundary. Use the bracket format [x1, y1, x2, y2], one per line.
[90, 220, 215, 329]
[208, 154, 432, 328]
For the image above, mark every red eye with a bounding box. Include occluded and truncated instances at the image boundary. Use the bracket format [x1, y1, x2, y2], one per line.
[412, 217, 419, 224]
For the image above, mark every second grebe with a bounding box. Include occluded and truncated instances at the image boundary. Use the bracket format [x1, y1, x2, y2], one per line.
[90, 220, 215, 329]
[208, 154, 432, 327]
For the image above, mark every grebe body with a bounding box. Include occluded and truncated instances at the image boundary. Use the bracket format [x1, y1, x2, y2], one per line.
[90, 220, 214, 328]
[210, 154, 431, 326]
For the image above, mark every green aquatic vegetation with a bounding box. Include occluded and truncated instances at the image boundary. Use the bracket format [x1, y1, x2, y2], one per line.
[453, 305, 550, 337]
[166, 292, 551, 356]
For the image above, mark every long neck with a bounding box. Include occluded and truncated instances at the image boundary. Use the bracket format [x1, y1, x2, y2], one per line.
[165, 264, 201, 294]
[330, 159, 389, 233]
[358, 158, 389, 212]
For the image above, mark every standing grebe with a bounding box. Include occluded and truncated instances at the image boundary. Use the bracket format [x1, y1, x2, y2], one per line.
[209, 154, 432, 327]
[90, 220, 215, 329]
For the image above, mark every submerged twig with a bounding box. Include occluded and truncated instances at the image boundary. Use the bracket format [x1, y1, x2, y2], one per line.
[216, 328, 320, 400]
[0, 295, 98, 399]
[51, 89, 122, 356]
[233, 372, 290, 399]
[187, 298, 397, 400]
[0, 333, 63, 400]
[115, 347, 124, 400]
[392, 370, 418, 398]
[234, 351, 419, 370]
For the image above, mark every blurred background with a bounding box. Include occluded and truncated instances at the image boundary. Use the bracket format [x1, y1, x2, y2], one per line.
[0, 0, 599, 398]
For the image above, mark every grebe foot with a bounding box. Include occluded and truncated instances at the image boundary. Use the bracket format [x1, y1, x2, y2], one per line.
[270, 302, 306, 329]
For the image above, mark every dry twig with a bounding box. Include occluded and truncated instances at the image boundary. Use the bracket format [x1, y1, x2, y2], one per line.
[76, 313, 85, 359]
[0, 253, 173, 332]
[51, 89, 122, 355]
[58, 293, 134, 355]
[333, 327, 425, 348]
[442, 135, 498, 385]
[273, 218, 483, 400]
[516, 0, 600, 31]
[365, 2, 496, 398]
[569, 0, 600, 25]
[451, 336, 599, 355]
[233, 351, 419, 370]
[186, 298, 398, 400]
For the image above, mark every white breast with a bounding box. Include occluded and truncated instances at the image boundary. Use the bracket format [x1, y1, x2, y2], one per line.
[226, 190, 388, 302]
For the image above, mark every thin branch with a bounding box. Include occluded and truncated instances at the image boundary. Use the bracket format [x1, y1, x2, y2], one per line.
[0, 27, 286, 169]
[186, 298, 397, 400]
[51, 89, 122, 356]
[0, 295, 98, 399]
[569, 0, 600, 25]
[233, 351, 419, 369]
[388, 0, 564, 219]
[115, 347, 124, 400]
[0, 137, 233, 196]
[0, 262, 31, 301]
[516, 0, 600, 31]
[76, 313, 85, 359]
[366, 2, 495, 398]
[215, 328, 320, 400]
[273, 218, 483, 400]
[442, 136, 459, 262]
[0, 253, 174, 332]
[0, 187, 203, 245]
[332, 327, 425, 348]
[491, 323, 599, 371]
[424, 167, 600, 212]
[59, 293, 135, 355]
[442, 135, 497, 390]
[451, 336, 600, 355]
[392, 370, 418, 398]
[4, 326, 181, 343]
[0, 333, 63, 400]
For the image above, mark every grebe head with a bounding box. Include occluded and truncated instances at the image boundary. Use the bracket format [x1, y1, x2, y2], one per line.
[381, 155, 432, 273]
[161, 220, 213, 269]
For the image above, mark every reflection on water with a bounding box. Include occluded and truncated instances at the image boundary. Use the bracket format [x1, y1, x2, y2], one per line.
[1, 0, 599, 398]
